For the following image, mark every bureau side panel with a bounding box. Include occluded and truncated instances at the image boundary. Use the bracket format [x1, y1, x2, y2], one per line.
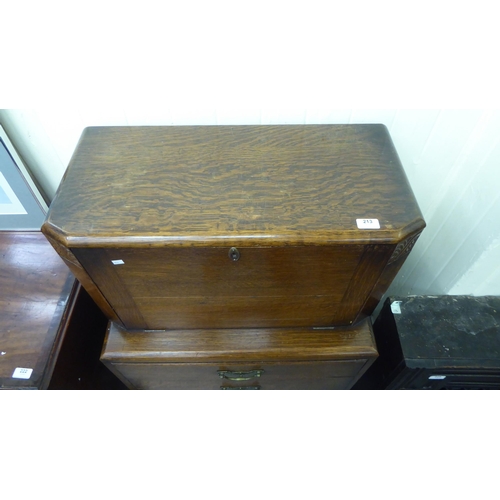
[362, 232, 423, 316]
[336, 244, 394, 324]
[73, 248, 147, 329]
[42, 234, 122, 326]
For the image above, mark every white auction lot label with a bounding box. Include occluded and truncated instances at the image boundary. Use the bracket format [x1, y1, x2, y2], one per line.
[12, 367, 33, 379]
[356, 218, 380, 229]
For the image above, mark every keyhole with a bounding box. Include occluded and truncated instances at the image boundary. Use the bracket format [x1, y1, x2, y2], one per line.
[229, 247, 240, 261]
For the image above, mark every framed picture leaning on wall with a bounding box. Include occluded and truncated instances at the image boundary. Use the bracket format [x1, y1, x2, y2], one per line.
[0, 124, 47, 230]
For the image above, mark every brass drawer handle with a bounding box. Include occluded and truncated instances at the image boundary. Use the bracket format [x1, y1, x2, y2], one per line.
[221, 386, 261, 390]
[218, 369, 264, 381]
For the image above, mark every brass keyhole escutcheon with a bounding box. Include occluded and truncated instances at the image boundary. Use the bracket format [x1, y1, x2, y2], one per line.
[229, 247, 240, 261]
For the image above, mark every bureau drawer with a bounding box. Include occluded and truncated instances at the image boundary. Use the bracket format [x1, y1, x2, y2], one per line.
[105, 360, 369, 390]
[101, 317, 378, 390]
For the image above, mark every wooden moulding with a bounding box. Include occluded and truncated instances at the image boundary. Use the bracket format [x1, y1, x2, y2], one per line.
[100, 318, 379, 389]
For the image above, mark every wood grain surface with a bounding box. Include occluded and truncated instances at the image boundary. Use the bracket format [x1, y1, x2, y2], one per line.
[42, 125, 425, 329]
[73, 244, 370, 329]
[0, 232, 74, 389]
[101, 318, 378, 389]
[106, 361, 366, 390]
[43, 125, 425, 248]
[102, 318, 377, 363]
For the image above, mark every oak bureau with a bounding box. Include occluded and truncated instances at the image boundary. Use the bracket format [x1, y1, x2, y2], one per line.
[42, 125, 425, 332]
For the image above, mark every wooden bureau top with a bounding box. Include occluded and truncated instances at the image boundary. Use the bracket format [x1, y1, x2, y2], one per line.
[43, 125, 424, 248]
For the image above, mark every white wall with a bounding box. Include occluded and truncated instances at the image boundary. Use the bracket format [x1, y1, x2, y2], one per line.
[387, 110, 500, 298]
[1, 1, 499, 301]
[1, 108, 499, 300]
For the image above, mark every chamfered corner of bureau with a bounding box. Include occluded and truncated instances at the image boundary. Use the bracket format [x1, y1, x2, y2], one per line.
[42, 125, 425, 330]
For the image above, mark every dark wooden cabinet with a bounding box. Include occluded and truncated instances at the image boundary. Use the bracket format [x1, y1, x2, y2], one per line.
[353, 296, 500, 390]
[42, 125, 425, 331]
[48, 284, 127, 390]
[0, 230, 125, 390]
[101, 319, 378, 390]
[0, 232, 74, 389]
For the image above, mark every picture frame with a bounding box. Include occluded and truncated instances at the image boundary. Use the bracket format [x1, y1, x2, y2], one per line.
[0, 124, 47, 230]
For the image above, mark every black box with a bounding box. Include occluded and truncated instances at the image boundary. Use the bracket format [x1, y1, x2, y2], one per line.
[354, 295, 500, 389]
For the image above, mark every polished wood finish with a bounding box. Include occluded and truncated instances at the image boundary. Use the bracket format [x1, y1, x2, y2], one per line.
[43, 125, 425, 329]
[101, 319, 378, 389]
[73, 244, 367, 329]
[42, 125, 424, 246]
[0, 232, 74, 389]
[43, 233, 121, 324]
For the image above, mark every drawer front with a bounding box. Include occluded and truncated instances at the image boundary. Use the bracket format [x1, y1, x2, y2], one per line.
[107, 359, 369, 390]
[74, 245, 379, 330]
